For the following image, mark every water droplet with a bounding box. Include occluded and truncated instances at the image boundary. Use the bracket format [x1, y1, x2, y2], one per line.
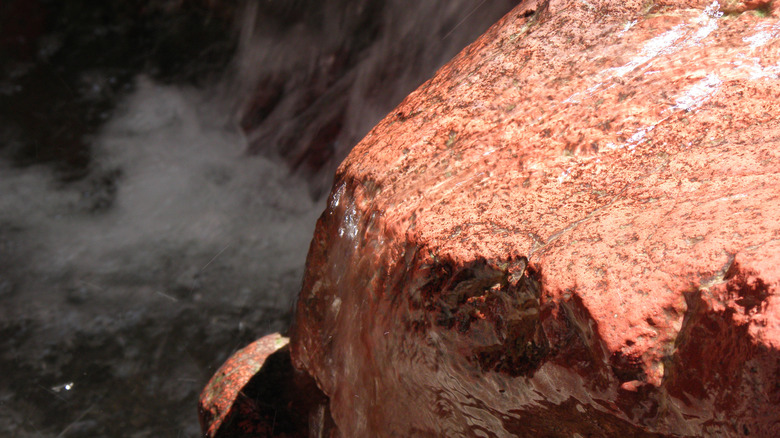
[51, 382, 74, 393]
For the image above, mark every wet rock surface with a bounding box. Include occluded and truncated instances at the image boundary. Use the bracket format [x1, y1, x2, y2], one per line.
[285, 0, 780, 436]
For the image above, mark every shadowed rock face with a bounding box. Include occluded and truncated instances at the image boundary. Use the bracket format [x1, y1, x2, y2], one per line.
[287, 0, 780, 436]
[199, 334, 336, 438]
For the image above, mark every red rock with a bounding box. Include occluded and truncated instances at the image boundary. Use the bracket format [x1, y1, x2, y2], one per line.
[288, 0, 780, 436]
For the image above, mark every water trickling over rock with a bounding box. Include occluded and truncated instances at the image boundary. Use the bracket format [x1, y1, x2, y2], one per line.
[205, 0, 780, 435]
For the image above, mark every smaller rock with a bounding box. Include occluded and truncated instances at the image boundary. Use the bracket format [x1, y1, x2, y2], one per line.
[198, 333, 335, 438]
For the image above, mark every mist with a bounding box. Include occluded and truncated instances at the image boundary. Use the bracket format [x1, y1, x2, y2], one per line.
[0, 1, 517, 436]
[0, 76, 320, 437]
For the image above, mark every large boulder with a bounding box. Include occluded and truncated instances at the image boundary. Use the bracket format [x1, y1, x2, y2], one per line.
[289, 0, 780, 436]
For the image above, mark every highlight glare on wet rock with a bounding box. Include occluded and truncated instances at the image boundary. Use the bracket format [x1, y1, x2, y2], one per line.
[289, 0, 780, 436]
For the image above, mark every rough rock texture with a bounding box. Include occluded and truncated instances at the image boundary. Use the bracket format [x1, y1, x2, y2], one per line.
[289, 0, 780, 436]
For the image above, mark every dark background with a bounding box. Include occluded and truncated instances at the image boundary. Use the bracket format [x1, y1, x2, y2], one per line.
[0, 1, 517, 436]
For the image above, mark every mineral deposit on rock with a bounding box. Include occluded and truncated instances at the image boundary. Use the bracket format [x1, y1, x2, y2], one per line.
[203, 0, 780, 436]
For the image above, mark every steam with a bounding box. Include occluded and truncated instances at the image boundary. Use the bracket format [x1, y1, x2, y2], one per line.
[0, 76, 321, 324]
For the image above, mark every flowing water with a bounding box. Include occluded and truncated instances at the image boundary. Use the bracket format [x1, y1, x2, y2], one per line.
[0, 1, 517, 436]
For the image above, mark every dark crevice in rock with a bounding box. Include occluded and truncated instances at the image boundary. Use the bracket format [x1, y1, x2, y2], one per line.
[725, 262, 771, 315]
[610, 349, 646, 384]
[412, 255, 551, 377]
[549, 292, 614, 391]
[659, 266, 780, 435]
[207, 345, 336, 438]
